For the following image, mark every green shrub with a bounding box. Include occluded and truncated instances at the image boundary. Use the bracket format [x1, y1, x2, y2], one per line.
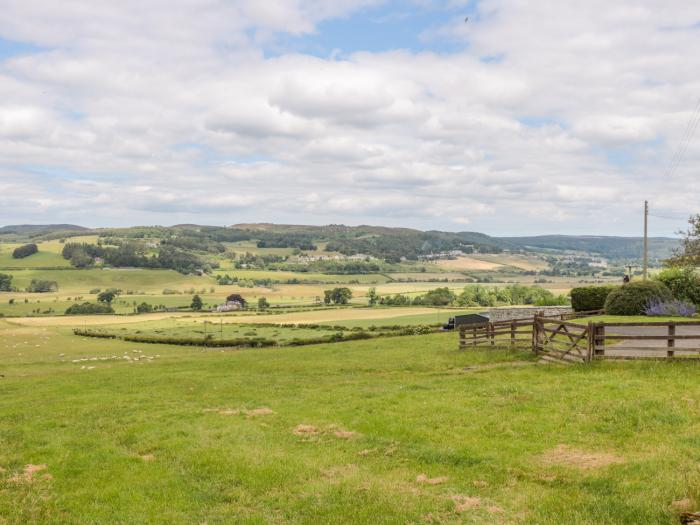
[26, 279, 58, 293]
[136, 302, 153, 313]
[12, 243, 38, 259]
[570, 285, 619, 311]
[0, 273, 12, 292]
[604, 281, 673, 315]
[65, 302, 115, 315]
[655, 266, 700, 305]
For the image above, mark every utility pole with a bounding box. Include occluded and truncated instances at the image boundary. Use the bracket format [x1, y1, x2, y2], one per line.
[643, 200, 649, 281]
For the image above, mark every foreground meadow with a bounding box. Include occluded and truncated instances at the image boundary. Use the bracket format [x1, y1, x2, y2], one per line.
[2, 317, 700, 524]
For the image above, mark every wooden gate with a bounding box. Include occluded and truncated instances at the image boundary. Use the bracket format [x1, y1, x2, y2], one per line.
[533, 317, 592, 364]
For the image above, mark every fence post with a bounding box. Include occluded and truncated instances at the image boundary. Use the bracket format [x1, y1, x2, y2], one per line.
[586, 322, 594, 362]
[472, 326, 477, 348]
[533, 317, 542, 354]
[490, 322, 495, 346]
[668, 323, 675, 358]
[511, 321, 516, 347]
[594, 323, 605, 357]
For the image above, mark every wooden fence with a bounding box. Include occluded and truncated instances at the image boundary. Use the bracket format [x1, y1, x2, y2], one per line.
[459, 311, 700, 362]
[589, 320, 700, 360]
[458, 310, 601, 352]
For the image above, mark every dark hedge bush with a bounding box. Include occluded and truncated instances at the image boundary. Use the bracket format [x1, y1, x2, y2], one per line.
[122, 335, 276, 347]
[12, 243, 38, 259]
[604, 281, 673, 315]
[570, 285, 619, 312]
[65, 302, 115, 315]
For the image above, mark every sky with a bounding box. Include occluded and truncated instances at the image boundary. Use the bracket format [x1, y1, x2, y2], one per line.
[0, 0, 699, 236]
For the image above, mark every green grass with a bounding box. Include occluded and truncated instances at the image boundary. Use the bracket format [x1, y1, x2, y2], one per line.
[3, 268, 215, 293]
[0, 244, 71, 269]
[95, 320, 346, 343]
[318, 310, 473, 328]
[2, 319, 700, 523]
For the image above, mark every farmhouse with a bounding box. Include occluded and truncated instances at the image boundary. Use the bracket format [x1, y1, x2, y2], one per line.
[215, 300, 243, 312]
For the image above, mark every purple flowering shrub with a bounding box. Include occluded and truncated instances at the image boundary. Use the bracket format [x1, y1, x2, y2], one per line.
[644, 299, 697, 317]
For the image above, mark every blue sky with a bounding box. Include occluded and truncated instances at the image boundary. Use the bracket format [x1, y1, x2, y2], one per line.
[274, 1, 475, 57]
[0, 1, 699, 236]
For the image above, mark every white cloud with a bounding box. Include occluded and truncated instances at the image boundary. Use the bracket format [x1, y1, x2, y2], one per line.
[0, 0, 698, 235]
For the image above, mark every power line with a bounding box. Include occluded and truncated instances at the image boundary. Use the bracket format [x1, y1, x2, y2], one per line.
[648, 212, 690, 221]
[664, 97, 700, 179]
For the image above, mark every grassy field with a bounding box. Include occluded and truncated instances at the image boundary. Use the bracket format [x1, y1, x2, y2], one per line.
[3, 268, 215, 294]
[2, 318, 700, 524]
[6, 306, 455, 328]
[214, 269, 390, 284]
[0, 244, 71, 269]
[98, 320, 344, 343]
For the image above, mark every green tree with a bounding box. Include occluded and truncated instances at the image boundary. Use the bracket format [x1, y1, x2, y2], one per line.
[257, 297, 270, 309]
[655, 266, 700, 305]
[26, 280, 58, 293]
[324, 287, 353, 305]
[98, 290, 117, 304]
[367, 287, 378, 306]
[12, 243, 38, 259]
[667, 214, 700, 266]
[226, 293, 247, 307]
[136, 302, 153, 313]
[0, 273, 12, 292]
[191, 295, 203, 311]
[418, 287, 456, 306]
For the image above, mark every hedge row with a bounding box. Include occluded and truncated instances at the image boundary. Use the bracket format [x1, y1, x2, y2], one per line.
[73, 324, 441, 348]
[570, 285, 619, 312]
[73, 330, 117, 339]
[122, 335, 277, 348]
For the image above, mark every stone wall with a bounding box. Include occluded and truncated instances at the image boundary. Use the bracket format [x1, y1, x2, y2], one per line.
[488, 306, 573, 323]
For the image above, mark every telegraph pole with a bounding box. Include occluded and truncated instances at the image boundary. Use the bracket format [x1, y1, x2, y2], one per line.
[643, 200, 649, 281]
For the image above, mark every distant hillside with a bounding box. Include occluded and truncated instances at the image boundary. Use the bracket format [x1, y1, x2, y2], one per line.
[0, 222, 680, 264]
[0, 224, 88, 235]
[499, 235, 679, 261]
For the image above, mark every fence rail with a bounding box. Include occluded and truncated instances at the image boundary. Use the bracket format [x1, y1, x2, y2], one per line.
[458, 310, 602, 350]
[458, 311, 700, 362]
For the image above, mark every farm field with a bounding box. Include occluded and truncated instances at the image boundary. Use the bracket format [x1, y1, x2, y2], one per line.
[96, 320, 348, 344]
[213, 269, 390, 284]
[434, 256, 504, 271]
[6, 306, 459, 328]
[0, 244, 71, 269]
[3, 268, 214, 294]
[471, 254, 550, 271]
[2, 318, 700, 524]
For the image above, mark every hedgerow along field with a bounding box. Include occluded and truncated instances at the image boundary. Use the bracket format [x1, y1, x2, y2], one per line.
[2, 315, 700, 524]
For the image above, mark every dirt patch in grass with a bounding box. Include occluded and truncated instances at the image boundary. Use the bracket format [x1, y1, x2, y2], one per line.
[204, 407, 274, 417]
[292, 424, 359, 439]
[9, 464, 48, 483]
[541, 444, 624, 469]
[452, 495, 481, 512]
[459, 361, 536, 373]
[671, 498, 694, 512]
[140, 454, 155, 462]
[416, 474, 448, 485]
[332, 428, 357, 439]
[293, 424, 319, 436]
[245, 407, 274, 417]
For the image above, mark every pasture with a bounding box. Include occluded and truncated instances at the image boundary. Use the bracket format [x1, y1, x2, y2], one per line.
[2, 316, 700, 524]
[213, 269, 390, 284]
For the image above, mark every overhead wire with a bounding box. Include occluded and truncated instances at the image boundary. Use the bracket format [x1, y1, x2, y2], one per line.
[664, 97, 700, 179]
